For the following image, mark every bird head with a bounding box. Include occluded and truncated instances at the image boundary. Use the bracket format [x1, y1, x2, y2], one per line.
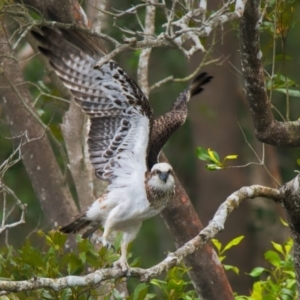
[149, 163, 175, 190]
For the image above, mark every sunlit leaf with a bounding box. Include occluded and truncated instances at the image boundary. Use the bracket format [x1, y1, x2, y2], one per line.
[271, 241, 284, 255]
[284, 239, 293, 255]
[248, 267, 266, 277]
[196, 147, 211, 161]
[223, 154, 238, 161]
[208, 148, 221, 165]
[283, 270, 296, 279]
[264, 250, 281, 267]
[211, 239, 222, 252]
[280, 217, 289, 226]
[224, 264, 239, 275]
[206, 164, 222, 171]
[250, 281, 263, 300]
[223, 236, 244, 253]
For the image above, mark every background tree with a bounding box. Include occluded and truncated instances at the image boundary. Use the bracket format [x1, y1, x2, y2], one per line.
[0, 0, 300, 299]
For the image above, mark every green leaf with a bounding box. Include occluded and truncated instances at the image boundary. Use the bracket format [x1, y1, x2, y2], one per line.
[250, 282, 263, 300]
[224, 264, 239, 274]
[211, 239, 222, 252]
[284, 239, 293, 255]
[280, 218, 289, 226]
[150, 279, 166, 288]
[196, 147, 211, 161]
[133, 283, 149, 300]
[208, 148, 221, 165]
[248, 267, 266, 277]
[264, 250, 281, 267]
[168, 279, 184, 292]
[276, 88, 300, 97]
[271, 241, 285, 255]
[222, 154, 238, 163]
[206, 164, 222, 171]
[219, 255, 226, 262]
[283, 270, 296, 278]
[222, 236, 244, 253]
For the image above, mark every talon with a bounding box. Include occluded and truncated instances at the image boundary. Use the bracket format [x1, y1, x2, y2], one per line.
[113, 258, 130, 275]
[105, 243, 115, 253]
[89, 235, 115, 252]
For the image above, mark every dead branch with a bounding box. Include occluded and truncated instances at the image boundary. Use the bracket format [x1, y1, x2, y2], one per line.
[0, 184, 281, 294]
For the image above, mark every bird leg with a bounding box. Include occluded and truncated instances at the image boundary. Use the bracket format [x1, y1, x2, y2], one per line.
[90, 225, 115, 251]
[113, 223, 142, 274]
[92, 235, 115, 252]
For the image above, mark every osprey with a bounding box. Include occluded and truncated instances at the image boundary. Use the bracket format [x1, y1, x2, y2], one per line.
[32, 27, 212, 272]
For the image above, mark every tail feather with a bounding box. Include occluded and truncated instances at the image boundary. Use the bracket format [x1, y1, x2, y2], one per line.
[60, 212, 102, 239]
[60, 214, 90, 234]
[82, 224, 101, 239]
[190, 72, 213, 97]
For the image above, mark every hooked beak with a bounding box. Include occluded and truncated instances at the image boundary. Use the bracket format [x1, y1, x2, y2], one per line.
[158, 172, 169, 183]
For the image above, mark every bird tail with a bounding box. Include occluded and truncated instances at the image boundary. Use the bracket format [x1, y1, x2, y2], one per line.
[190, 72, 213, 97]
[60, 212, 101, 239]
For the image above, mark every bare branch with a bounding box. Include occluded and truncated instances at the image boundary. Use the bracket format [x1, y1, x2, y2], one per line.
[0, 184, 281, 293]
[0, 143, 27, 234]
[137, 1, 156, 97]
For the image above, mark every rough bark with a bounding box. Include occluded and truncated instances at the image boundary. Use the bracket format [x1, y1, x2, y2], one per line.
[240, 0, 300, 146]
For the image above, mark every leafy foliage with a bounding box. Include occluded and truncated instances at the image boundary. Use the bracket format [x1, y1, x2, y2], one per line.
[235, 238, 297, 300]
[0, 231, 197, 299]
[0, 231, 121, 299]
[212, 235, 245, 275]
[151, 266, 198, 300]
[0, 230, 298, 299]
[196, 147, 238, 170]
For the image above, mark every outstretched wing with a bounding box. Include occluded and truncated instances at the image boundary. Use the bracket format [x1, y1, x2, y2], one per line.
[147, 73, 213, 169]
[32, 27, 153, 182]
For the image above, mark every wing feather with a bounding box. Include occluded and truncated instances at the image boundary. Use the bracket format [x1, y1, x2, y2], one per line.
[32, 27, 153, 182]
[148, 73, 213, 168]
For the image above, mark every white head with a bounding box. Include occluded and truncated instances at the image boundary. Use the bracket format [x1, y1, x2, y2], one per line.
[148, 162, 175, 191]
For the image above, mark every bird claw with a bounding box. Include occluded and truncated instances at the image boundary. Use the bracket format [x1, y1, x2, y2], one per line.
[113, 258, 130, 275]
[92, 236, 115, 252]
[105, 243, 115, 253]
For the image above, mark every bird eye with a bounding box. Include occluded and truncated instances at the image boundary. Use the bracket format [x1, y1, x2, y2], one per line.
[167, 170, 171, 174]
[156, 170, 161, 175]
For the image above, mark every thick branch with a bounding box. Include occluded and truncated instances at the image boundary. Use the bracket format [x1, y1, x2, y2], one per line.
[0, 184, 281, 293]
[240, 0, 300, 146]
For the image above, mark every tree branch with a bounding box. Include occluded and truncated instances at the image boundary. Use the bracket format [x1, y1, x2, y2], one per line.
[0, 184, 281, 294]
[0, 144, 27, 234]
[240, 0, 300, 146]
[137, 0, 156, 97]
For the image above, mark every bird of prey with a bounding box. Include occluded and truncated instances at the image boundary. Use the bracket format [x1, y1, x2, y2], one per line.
[32, 27, 212, 272]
